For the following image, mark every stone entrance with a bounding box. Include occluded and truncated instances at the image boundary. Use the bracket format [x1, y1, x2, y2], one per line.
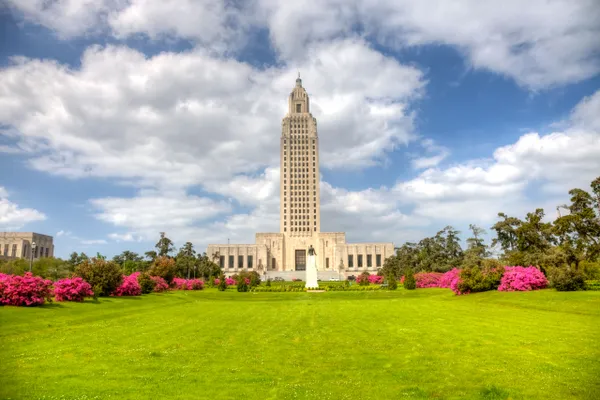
[295, 249, 306, 271]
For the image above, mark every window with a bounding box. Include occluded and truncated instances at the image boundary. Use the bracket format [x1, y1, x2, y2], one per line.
[376, 254, 382, 268]
[219, 255, 225, 268]
[45, 248, 49, 257]
[348, 255, 354, 268]
[3, 244, 8, 256]
[12, 244, 17, 257]
[296, 104, 301, 112]
[367, 254, 372, 268]
[326, 258, 329, 268]
[247, 255, 253, 269]
[39, 247, 44, 258]
[358, 254, 363, 268]
[229, 255, 234, 269]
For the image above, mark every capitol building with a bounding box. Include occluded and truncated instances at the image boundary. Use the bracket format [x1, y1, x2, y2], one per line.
[207, 77, 394, 277]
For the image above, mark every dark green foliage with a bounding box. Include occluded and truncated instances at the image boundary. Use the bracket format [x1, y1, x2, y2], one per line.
[266, 278, 271, 287]
[585, 280, 600, 291]
[208, 276, 215, 288]
[137, 273, 156, 294]
[237, 278, 249, 292]
[457, 266, 505, 294]
[217, 274, 227, 291]
[403, 268, 416, 290]
[549, 268, 586, 291]
[387, 275, 398, 290]
[74, 258, 123, 297]
[147, 256, 177, 284]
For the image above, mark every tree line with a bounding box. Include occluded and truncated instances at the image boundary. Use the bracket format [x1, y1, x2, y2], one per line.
[381, 176, 600, 281]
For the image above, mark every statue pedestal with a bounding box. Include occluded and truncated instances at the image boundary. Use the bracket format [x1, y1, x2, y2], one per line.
[305, 255, 319, 289]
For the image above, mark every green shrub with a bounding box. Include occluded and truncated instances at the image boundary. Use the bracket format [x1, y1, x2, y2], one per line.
[550, 268, 586, 291]
[217, 274, 227, 291]
[237, 278, 249, 292]
[208, 276, 215, 288]
[585, 280, 600, 291]
[137, 273, 156, 294]
[403, 268, 416, 290]
[387, 275, 398, 290]
[456, 266, 504, 294]
[147, 256, 177, 284]
[265, 278, 271, 287]
[581, 261, 600, 280]
[74, 258, 123, 297]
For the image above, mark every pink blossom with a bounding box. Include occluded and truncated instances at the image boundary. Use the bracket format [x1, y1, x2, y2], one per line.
[172, 278, 204, 290]
[54, 277, 93, 302]
[150, 276, 169, 292]
[439, 269, 460, 289]
[113, 273, 142, 296]
[415, 272, 443, 288]
[498, 266, 547, 292]
[0, 273, 53, 306]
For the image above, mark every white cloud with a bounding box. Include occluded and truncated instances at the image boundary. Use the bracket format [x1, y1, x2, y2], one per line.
[0, 187, 46, 230]
[108, 232, 141, 242]
[7, 1, 598, 88]
[411, 139, 450, 169]
[0, 40, 423, 188]
[80, 239, 108, 245]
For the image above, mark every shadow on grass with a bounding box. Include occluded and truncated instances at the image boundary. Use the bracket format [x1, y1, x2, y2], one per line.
[480, 385, 511, 400]
[40, 302, 66, 309]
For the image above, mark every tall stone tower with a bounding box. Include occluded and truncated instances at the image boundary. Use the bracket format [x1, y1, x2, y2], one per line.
[280, 74, 321, 236]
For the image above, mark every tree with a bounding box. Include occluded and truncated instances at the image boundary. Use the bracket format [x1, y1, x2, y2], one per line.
[67, 252, 89, 272]
[112, 251, 143, 265]
[155, 232, 174, 257]
[176, 242, 196, 278]
[553, 183, 600, 269]
[196, 252, 222, 280]
[403, 267, 416, 290]
[380, 254, 401, 280]
[144, 251, 158, 262]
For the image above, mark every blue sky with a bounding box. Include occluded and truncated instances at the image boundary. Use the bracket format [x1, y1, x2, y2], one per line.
[1, 0, 599, 259]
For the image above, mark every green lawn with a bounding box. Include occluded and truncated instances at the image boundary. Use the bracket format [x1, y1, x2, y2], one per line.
[1, 289, 599, 400]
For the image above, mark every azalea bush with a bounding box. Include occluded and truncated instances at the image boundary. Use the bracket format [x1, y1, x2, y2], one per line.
[137, 273, 156, 294]
[549, 268, 586, 291]
[113, 273, 142, 296]
[368, 275, 384, 284]
[453, 266, 505, 295]
[498, 266, 547, 292]
[74, 258, 123, 297]
[172, 278, 204, 290]
[0, 273, 53, 306]
[150, 276, 169, 292]
[439, 269, 460, 289]
[415, 272, 443, 288]
[54, 277, 94, 302]
[356, 272, 371, 286]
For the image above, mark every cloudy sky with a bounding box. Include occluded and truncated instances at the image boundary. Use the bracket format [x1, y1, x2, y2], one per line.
[1, 0, 599, 258]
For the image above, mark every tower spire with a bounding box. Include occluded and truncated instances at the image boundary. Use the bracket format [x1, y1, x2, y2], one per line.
[296, 71, 302, 87]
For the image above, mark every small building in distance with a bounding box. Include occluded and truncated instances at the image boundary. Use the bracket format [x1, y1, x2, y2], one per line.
[0, 232, 54, 261]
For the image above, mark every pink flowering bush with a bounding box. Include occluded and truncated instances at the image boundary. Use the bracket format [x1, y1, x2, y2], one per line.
[113, 273, 142, 296]
[415, 272, 443, 288]
[0, 273, 53, 306]
[438, 269, 460, 288]
[150, 276, 169, 292]
[498, 266, 547, 292]
[368, 275, 384, 284]
[172, 278, 204, 290]
[54, 277, 94, 302]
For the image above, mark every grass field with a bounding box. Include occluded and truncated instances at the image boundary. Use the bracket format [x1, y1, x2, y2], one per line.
[1, 289, 599, 400]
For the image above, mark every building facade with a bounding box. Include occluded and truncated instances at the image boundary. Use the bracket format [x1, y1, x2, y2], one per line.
[0, 232, 54, 261]
[207, 77, 394, 276]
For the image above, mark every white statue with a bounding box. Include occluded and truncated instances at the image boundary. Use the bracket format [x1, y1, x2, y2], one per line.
[305, 245, 319, 289]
